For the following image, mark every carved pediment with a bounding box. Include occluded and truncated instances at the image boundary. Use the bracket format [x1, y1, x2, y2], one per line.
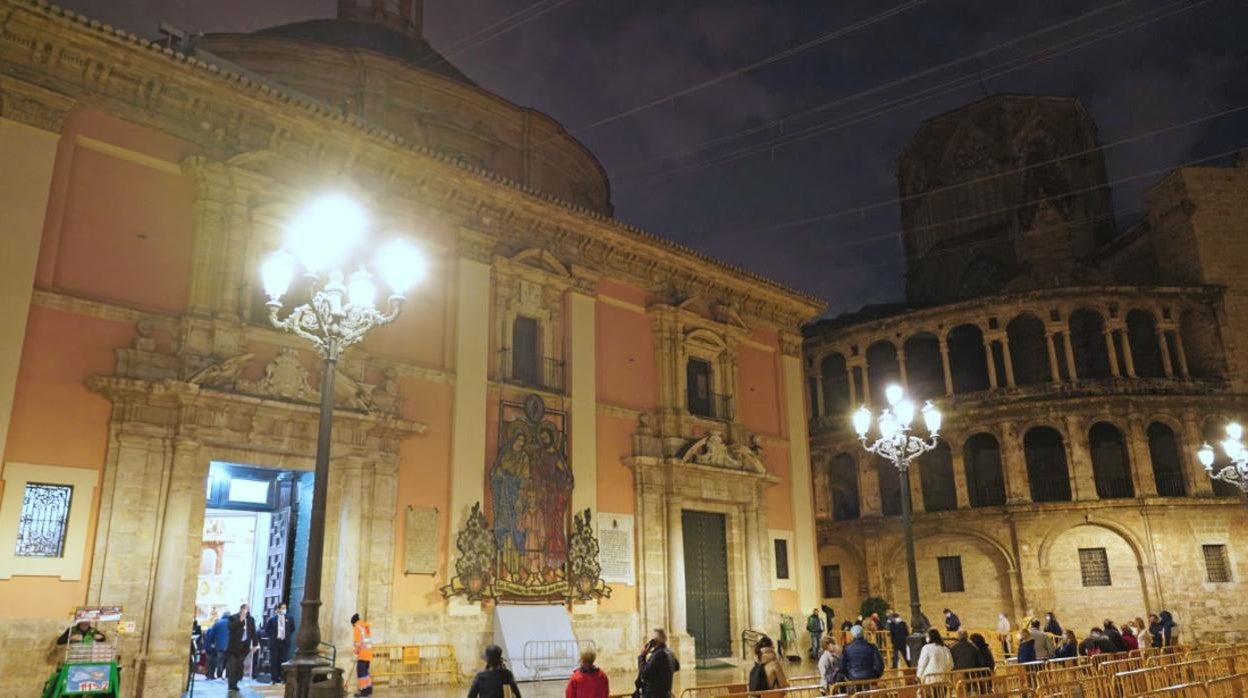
[680, 430, 766, 473]
[186, 349, 395, 414]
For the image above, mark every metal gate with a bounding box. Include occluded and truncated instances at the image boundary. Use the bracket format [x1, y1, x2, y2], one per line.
[682, 510, 731, 659]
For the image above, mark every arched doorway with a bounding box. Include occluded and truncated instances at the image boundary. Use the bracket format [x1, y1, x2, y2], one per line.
[1007, 313, 1050, 385]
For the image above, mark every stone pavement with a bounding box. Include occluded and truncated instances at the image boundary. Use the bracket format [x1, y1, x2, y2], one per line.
[183, 657, 819, 697]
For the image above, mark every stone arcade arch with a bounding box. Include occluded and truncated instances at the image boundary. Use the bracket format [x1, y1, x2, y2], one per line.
[1147, 422, 1186, 497]
[947, 324, 990, 393]
[1089, 422, 1134, 500]
[828, 452, 861, 521]
[1024, 426, 1072, 502]
[904, 333, 944, 400]
[1037, 521, 1155, 625]
[1007, 313, 1050, 385]
[866, 340, 901, 407]
[818, 541, 868, 611]
[821, 353, 851, 417]
[920, 441, 958, 512]
[1126, 310, 1165, 379]
[1070, 309, 1111, 380]
[964, 433, 1006, 507]
[877, 456, 903, 517]
[884, 529, 1018, 628]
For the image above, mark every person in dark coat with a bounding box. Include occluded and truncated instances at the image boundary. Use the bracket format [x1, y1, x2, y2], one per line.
[1016, 630, 1036, 664]
[1079, 628, 1112, 656]
[950, 631, 983, 671]
[943, 609, 961, 633]
[1043, 613, 1063, 637]
[1102, 620, 1126, 653]
[636, 628, 679, 698]
[262, 604, 295, 684]
[840, 626, 885, 681]
[226, 604, 258, 691]
[1157, 611, 1179, 647]
[1055, 630, 1078, 659]
[468, 644, 521, 698]
[206, 611, 231, 680]
[969, 633, 995, 672]
[887, 612, 911, 668]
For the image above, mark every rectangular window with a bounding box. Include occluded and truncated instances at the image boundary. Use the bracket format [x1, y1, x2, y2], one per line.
[937, 556, 964, 593]
[686, 358, 712, 417]
[512, 316, 540, 385]
[1079, 548, 1112, 587]
[821, 564, 842, 598]
[774, 539, 790, 580]
[1204, 544, 1232, 583]
[15, 483, 74, 558]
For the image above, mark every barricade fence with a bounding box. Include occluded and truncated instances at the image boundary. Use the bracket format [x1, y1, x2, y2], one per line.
[369, 644, 461, 687]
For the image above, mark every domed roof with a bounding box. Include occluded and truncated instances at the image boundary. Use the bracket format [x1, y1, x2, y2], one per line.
[252, 18, 475, 87]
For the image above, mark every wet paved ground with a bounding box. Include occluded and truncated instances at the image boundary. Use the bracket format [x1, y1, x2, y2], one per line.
[183, 657, 820, 697]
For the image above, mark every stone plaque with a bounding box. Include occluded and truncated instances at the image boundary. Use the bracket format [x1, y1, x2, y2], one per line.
[597, 513, 634, 585]
[403, 506, 439, 575]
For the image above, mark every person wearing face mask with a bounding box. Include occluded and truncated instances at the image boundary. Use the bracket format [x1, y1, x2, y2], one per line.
[262, 603, 296, 684]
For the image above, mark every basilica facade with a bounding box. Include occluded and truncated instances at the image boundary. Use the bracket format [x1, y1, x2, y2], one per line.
[0, 1, 822, 695]
[806, 95, 1248, 641]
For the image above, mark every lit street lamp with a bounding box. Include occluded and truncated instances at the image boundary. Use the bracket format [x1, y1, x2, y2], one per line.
[1197, 421, 1248, 494]
[261, 193, 427, 696]
[853, 385, 942, 632]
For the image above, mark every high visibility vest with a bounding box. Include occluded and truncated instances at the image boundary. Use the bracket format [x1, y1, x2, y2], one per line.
[353, 621, 373, 662]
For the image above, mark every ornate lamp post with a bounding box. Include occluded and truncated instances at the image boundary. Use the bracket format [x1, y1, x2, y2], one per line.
[1197, 421, 1248, 493]
[260, 193, 427, 696]
[853, 385, 942, 632]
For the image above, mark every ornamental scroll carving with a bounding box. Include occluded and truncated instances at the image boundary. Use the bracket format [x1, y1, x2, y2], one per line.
[680, 430, 767, 473]
[186, 349, 395, 414]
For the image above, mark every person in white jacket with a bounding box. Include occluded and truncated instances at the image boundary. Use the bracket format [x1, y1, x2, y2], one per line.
[916, 628, 954, 685]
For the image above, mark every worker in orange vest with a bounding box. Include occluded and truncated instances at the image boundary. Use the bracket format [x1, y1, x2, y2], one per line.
[351, 613, 374, 697]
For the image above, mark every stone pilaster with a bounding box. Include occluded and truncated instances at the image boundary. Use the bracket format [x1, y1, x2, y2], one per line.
[569, 285, 599, 525]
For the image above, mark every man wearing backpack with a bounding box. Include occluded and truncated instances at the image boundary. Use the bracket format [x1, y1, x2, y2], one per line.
[840, 625, 885, 682]
[806, 608, 825, 660]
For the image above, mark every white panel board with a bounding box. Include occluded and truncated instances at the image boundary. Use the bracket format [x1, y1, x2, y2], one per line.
[493, 605, 577, 682]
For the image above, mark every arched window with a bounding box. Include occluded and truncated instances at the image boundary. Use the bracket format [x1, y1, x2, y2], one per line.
[964, 433, 1006, 507]
[1147, 422, 1186, 497]
[866, 341, 901, 407]
[904, 334, 944, 400]
[947, 324, 990, 393]
[1089, 422, 1134, 499]
[828, 453, 861, 521]
[1007, 314, 1050, 385]
[877, 456, 902, 516]
[820, 353, 851, 417]
[1203, 418, 1241, 497]
[1069, 309, 1111, 379]
[1126, 310, 1165, 378]
[1024, 426, 1072, 502]
[1182, 308, 1225, 380]
[920, 441, 957, 512]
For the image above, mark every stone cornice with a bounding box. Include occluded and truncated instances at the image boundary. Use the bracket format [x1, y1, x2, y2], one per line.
[0, 74, 75, 131]
[0, 0, 824, 328]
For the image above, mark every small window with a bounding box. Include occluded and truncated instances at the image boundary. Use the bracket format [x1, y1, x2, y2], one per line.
[687, 358, 713, 417]
[821, 564, 843, 598]
[1204, 544, 1232, 583]
[1079, 548, 1112, 587]
[15, 483, 74, 558]
[512, 316, 540, 385]
[937, 556, 964, 593]
[774, 539, 790, 580]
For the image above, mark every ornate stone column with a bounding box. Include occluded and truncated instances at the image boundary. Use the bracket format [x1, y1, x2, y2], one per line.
[1118, 328, 1137, 378]
[999, 335, 1017, 387]
[983, 337, 999, 389]
[813, 367, 825, 418]
[1062, 331, 1079, 381]
[745, 502, 769, 631]
[938, 336, 954, 396]
[1157, 329, 1174, 378]
[857, 452, 883, 517]
[568, 279, 599, 522]
[846, 363, 859, 405]
[1044, 330, 1061, 383]
[1171, 331, 1191, 379]
[907, 462, 925, 514]
[666, 496, 687, 638]
[1104, 330, 1121, 377]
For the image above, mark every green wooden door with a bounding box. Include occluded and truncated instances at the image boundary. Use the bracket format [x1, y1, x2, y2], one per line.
[682, 510, 731, 659]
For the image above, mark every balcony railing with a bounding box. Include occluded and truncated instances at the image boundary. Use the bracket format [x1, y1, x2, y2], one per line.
[1030, 478, 1073, 503]
[688, 391, 733, 421]
[1095, 476, 1136, 500]
[498, 348, 565, 393]
[1153, 471, 1187, 497]
[969, 481, 1007, 508]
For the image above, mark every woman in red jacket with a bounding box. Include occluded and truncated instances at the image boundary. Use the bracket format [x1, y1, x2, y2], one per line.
[565, 649, 610, 698]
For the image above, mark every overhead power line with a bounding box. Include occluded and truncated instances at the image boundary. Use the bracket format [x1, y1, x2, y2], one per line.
[567, 0, 933, 136]
[617, 0, 1217, 188]
[417, 0, 574, 68]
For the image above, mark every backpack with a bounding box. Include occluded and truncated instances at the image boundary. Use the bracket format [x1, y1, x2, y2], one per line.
[807, 616, 822, 633]
[748, 662, 769, 691]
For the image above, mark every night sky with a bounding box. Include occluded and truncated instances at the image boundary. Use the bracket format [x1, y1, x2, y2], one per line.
[55, 0, 1248, 316]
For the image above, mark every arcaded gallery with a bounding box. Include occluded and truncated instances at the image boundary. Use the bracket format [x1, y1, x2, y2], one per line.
[2, 1, 1248, 698]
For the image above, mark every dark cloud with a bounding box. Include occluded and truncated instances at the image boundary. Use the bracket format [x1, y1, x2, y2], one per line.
[55, 0, 1248, 316]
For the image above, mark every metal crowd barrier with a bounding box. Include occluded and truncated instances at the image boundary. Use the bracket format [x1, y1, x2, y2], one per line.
[369, 643, 461, 687]
[522, 639, 598, 682]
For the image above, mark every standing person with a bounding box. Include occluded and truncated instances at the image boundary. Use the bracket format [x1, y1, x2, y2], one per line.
[807, 608, 825, 660]
[950, 630, 982, 671]
[352, 613, 374, 697]
[1133, 617, 1152, 649]
[748, 636, 789, 692]
[207, 609, 230, 680]
[1043, 612, 1063, 637]
[840, 626, 885, 682]
[262, 603, 295, 684]
[636, 628, 678, 698]
[1103, 620, 1126, 653]
[818, 636, 844, 693]
[943, 609, 961, 633]
[865, 613, 882, 633]
[1029, 619, 1055, 660]
[969, 634, 995, 673]
[888, 612, 911, 668]
[565, 648, 607, 698]
[468, 644, 521, 698]
[1055, 631, 1078, 659]
[226, 604, 258, 693]
[996, 613, 1012, 655]
[1158, 611, 1180, 647]
[1148, 614, 1163, 648]
[916, 629, 953, 684]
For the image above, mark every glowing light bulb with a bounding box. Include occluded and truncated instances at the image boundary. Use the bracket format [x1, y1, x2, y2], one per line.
[922, 401, 942, 434]
[348, 268, 377, 310]
[1228, 422, 1244, 442]
[376, 238, 427, 296]
[853, 406, 872, 437]
[879, 411, 899, 440]
[1198, 443, 1215, 469]
[885, 384, 904, 407]
[895, 399, 916, 428]
[285, 193, 368, 273]
[260, 251, 295, 300]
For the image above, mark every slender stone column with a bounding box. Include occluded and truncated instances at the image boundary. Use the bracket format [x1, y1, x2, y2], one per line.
[1104, 330, 1121, 377]
[667, 497, 687, 636]
[896, 348, 909, 390]
[568, 287, 599, 521]
[846, 364, 858, 405]
[1127, 420, 1156, 497]
[782, 341, 820, 612]
[1172, 331, 1190, 379]
[745, 502, 769, 630]
[984, 338, 999, 389]
[1062, 331, 1079, 381]
[1119, 329, 1137, 378]
[1000, 336, 1016, 387]
[860, 362, 872, 404]
[950, 447, 971, 509]
[813, 368, 825, 418]
[1065, 415, 1097, 501]
[1045, 331, 1061, 383]
[1158, 330, 1174, 378]
[939, 338, 954, 396]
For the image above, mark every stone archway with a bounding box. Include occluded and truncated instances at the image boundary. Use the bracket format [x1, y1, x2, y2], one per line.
[87, 371, 422, 697]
